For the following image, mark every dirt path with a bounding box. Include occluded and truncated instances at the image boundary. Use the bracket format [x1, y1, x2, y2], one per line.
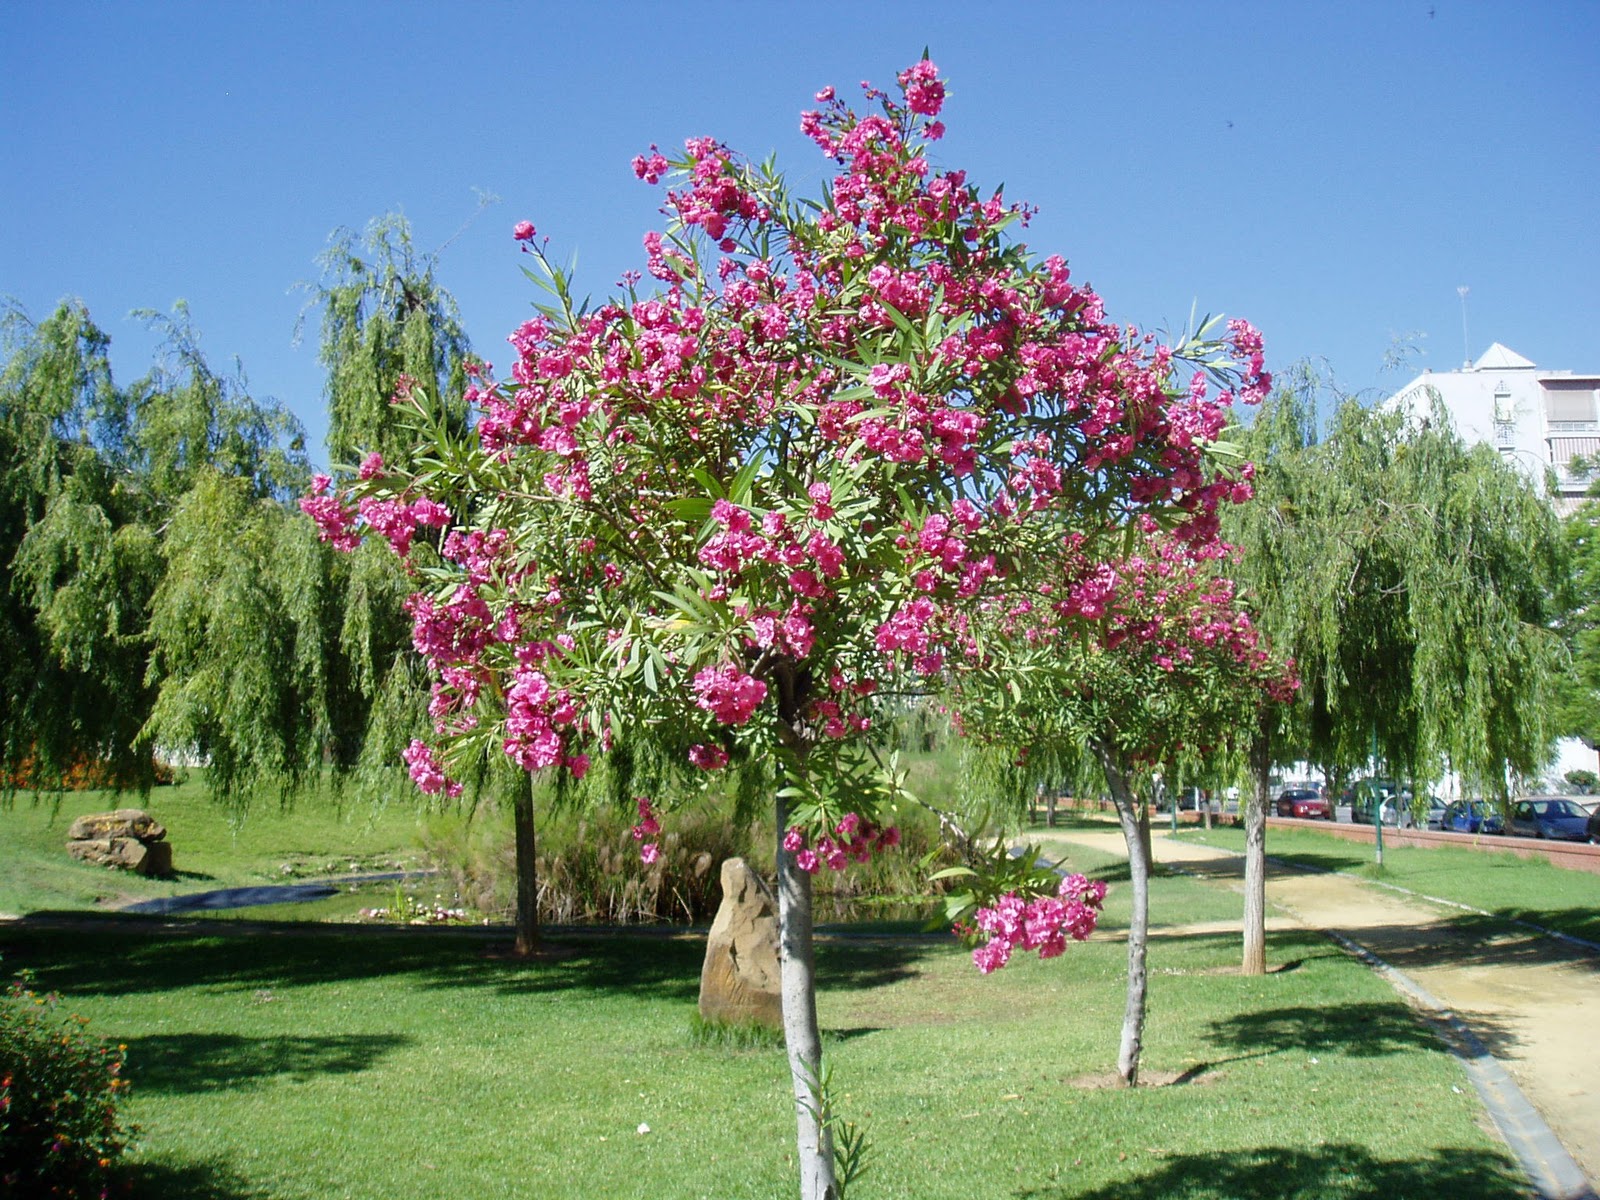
[1038, 828, 1599, 1193]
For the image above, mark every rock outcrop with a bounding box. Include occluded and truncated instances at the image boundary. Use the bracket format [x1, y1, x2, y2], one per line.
[698, 857, 782, 1029]
[65, 809, 173, 877]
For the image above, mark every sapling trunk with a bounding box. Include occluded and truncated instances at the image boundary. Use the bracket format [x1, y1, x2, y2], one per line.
[1095, 740, 1150, 1087]
[1241, 731, 1270, 976]
[776, 789, 838, 1200]
[512, 768, 540, 957]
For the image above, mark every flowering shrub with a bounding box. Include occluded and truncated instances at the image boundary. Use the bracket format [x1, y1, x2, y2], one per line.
[1, 972, 133, 1199]
[303, 55, 1268, 1197]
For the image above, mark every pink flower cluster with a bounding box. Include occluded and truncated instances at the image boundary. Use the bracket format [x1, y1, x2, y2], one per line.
[687, 743, 729, 770]
[970, 874, 1106, 974]
[692, 663, 767, 725]
[503, 665, 586, 777]
[299, 473, 450, 559]
[299, 475, 359, 551]
[782, 813, 900, 874]
[402, 738, 462, 798]
[631, 796, 662, 864]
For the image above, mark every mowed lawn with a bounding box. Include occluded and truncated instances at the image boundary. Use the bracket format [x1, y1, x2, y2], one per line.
[3, 870, 1527, 1199]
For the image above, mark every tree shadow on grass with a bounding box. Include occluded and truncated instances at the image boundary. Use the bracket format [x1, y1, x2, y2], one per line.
[1, 922, 705, 1001]
[1013, 1144, 1528, 1199]
[1206, 1000, 1480, 1060]
[1265, 849, 1374, 875]
[2, 921, 937, 1006]
[816, 938, 939, 992]
[123, 1031, 409, 1094]
[128, 1154, 262, 1200]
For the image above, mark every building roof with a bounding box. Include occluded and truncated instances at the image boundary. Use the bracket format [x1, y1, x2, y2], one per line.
[1473, 343, 1537, 370]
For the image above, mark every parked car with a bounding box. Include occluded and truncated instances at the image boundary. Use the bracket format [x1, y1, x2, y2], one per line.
[1509, 798, 1591, 842]
[1423, 796, 1448, 830]
[1348, 779, 1400, 826]
[1589, 805, 1600, 844]
[1275, 787, 1331, 819]
[1439, 800, 1505, 835]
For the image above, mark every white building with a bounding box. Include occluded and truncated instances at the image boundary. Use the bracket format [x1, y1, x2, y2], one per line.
[1387, 343, 1600, 514]
[1387, 344, 1600, 786]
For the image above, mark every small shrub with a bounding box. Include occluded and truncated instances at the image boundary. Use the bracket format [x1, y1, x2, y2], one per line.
[0, 969, 133, 1198]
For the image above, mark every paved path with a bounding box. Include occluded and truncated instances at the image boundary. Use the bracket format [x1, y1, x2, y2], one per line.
[1038, 828, 1599, 1200]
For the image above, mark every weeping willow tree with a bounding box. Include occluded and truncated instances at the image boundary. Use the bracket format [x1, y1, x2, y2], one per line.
[1553, 495, 1600, 753]
[300, 215, 475, 799]
[1227, 370, 1565, 838]
[1, 299, 317, 800]
[0, 300, 160, 792]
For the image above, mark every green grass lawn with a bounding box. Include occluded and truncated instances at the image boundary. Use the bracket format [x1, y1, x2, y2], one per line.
[1179, 822, 1600, 943]
[4, 898, 1525, 1198]
[0, 778, 430, 916]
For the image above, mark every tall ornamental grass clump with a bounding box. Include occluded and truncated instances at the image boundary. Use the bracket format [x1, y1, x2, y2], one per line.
[423, 799, 955, 925]
[1, 970, 133, 1199]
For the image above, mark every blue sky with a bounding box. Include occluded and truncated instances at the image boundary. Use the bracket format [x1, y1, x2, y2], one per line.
[4, 1, 1596, 469]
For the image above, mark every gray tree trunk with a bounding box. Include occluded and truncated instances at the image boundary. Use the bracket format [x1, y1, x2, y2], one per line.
[1094, 739, 1150, 1087]
[776, 788, 838, 1200]
[512, 768, 539, 957]
[1242, 731, 1270, 976]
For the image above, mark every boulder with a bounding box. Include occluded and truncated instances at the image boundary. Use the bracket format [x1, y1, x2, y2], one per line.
[698, 857, 782, 1030]
[67, 809, 166, 843]
[65, 810, 172, 877]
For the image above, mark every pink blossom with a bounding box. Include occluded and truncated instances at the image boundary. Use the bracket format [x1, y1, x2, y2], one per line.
[688, 743, 730, 770]
[513, 220, 537, 241]
[402, 739, 459, 797]
[693, 664, 768, 725]
[640, 842, 660, 865]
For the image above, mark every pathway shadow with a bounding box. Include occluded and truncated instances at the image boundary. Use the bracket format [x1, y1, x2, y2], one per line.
[1447, 908, 1600, 961]
[1012, 1144, 1527, 1199]
[123, 1031, 408, 1094]
[1351, 917, 1600, 978]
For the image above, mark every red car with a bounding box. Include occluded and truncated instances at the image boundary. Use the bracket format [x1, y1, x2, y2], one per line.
[1275, 787, 1331, 819]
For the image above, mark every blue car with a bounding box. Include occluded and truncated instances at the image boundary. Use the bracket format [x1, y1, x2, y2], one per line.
[1509, 798, 1591, 842]
[1440, 800, 1505, 835]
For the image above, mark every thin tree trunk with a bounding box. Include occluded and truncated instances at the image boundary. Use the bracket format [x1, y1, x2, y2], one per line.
[1094, 739, 1150, 1088]
[512, 767, 539, 957]
[1241, 730, 1270, 977]
[776, 785, 837, 1200]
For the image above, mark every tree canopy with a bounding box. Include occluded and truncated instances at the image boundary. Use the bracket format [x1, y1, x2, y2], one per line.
[1226, 374, 1565, 800]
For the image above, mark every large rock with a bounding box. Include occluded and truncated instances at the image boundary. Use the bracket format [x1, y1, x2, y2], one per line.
[65, 810, 172, 877]
[698, 857, 782, 1030]
[67, 809, 166, 843]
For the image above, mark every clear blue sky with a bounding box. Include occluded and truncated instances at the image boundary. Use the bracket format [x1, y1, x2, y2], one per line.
[4, 1, 1596, 469]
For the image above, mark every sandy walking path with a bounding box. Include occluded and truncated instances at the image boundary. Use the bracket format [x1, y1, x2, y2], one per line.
[1036, 827, 1599, 1195]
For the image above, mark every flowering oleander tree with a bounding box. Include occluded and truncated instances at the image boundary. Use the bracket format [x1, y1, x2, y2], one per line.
[306, 59, 1266, 1199]
[948, 524, 1296, 1085]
